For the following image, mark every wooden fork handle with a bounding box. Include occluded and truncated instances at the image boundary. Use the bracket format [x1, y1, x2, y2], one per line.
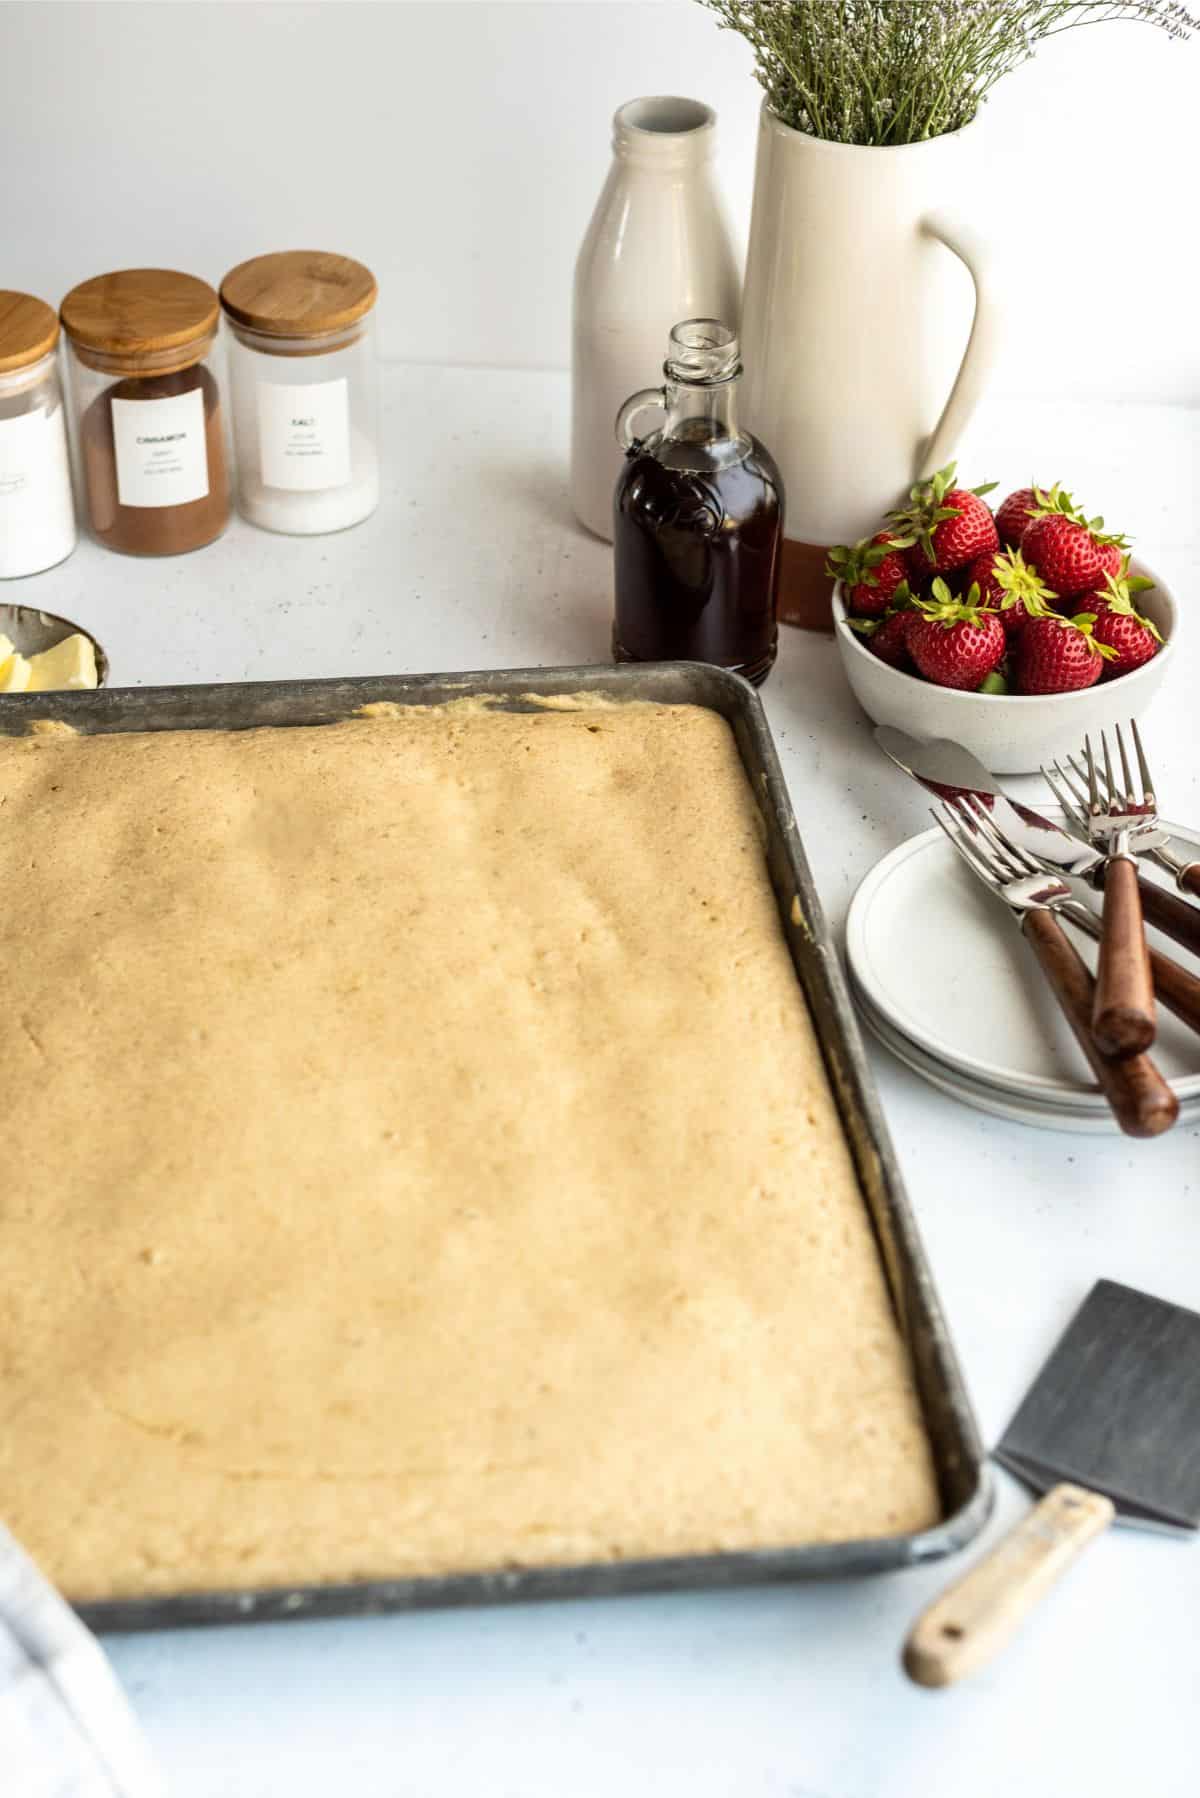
[1145, 941, 1200, 1041]
[1023, 910, 1178, 1137]
[1092, 857, 1156, 1057]
[1180, 864, 1200, 903]
[1132, 870, 1200, 960]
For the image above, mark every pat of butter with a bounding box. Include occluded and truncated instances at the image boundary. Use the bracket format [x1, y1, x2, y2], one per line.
[25, 634, 98, 693]
[0, 653, 32, 693]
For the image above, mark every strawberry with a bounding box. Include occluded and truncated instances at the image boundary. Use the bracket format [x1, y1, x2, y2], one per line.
[964, 546, 1058, 635]
[888, 462, 998, 576]
[1019, 484, 1127, 597]
[995, 486, 1042, 548]
[1016, 611, 1117, 695]
[962, 549, 1006, 607]
[906, 578, 1005, 690]
[844, 578, 918, 668]
[826, 531, 911, 619]
[873, 609, 914, 668]
[1095, 539, 1125, 583]
[846, 607, 913, 669]
[1088, 561, 1163, 677]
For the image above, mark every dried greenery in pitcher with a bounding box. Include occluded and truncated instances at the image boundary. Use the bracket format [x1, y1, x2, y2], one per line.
[700, 1, 1197, 144]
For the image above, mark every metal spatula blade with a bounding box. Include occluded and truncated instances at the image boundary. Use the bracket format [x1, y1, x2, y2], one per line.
[995, 1278, 1200, 1532]
[904, 1278, 1200, 1687]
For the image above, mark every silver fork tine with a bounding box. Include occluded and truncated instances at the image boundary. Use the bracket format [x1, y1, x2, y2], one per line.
[1101, 729, 1120, 810]
[1116, 722, 1136, 807]
[959, 796, 1039, 877]
[1131, 717, 1156, 810]
[1052, 756, 1092, 813]
[1042, 763, 1088, 832]
[1067, 752, 1102, 805]
[932, 807, 1005, 887]
[1085, 736, 1102, 818]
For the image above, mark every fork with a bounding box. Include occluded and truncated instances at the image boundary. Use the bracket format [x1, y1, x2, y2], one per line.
[1071, 725, 1161, 1059]
[934, 801, 1179, 1138]
[949, 793, 1200, 1042]
[1043, 741, 1200, 962]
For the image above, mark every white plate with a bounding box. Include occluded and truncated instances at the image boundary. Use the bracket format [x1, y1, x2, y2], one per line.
[846, 815, 1200, 1109]
[855, 986, 1200, 1135]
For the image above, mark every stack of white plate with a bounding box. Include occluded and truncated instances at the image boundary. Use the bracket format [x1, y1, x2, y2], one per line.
[845, 817, 1200, 1133]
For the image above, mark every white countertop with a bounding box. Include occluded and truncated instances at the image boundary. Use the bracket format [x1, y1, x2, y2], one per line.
[30, 365, 1199, 1798]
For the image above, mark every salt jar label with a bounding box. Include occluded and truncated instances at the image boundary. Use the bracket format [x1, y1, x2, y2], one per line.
[256, 379, 351, 492]
[0, 409, 59, 504]
[0, 408, 76, 578]
[112, 390, 209, 509]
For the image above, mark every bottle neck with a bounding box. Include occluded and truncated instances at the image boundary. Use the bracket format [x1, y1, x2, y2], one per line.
[662, 370, 744, 451]
[612, 97, 715, 169]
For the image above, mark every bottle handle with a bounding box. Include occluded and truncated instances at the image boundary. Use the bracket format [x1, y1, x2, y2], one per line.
[615, 387, 666, 451]
[916, 213, 1003, 480]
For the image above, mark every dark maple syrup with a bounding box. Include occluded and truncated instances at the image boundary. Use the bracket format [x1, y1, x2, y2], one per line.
[611, 321, 783, 686]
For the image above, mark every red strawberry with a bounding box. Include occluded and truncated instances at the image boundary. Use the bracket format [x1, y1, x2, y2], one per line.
[865, 609, 913, 669]
[1019, 484, 1127, 597]
[1088, 562, 1163, 677]
[1095, 539, 1125, 583]
[906, 578, 1005, 690]
[888, 462, 999, 576]
[843, 595, 915, 669]
[995, 486, 1042, 548]
[965, 546, 1058, 635]
[962, 549, 1006, 607]
[1094, 608, 1161, 678]
[826, 531, 910, 618]
[1016, 612, 1117, 695]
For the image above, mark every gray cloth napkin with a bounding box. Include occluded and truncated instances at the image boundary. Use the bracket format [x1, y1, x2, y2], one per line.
[0, 1525, 164, 1797]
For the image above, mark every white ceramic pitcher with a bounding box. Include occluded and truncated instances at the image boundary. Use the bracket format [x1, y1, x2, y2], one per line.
[570, 97, 740, 543]
[739, 106, 1001, 628]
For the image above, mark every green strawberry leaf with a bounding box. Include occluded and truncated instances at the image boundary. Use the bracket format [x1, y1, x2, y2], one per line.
[978, 670, 1008, 695]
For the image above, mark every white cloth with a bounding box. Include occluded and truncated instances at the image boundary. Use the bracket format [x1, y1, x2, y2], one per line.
[0, 1525, 163, 1797]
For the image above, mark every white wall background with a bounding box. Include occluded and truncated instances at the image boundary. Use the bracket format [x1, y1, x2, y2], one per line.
[4, 0, 1198, 403]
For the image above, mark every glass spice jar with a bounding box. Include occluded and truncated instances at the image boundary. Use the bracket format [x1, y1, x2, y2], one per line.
[612, 319, 784, 686]
[59, 269, 231, 557]
[0, 291, 77, 579]
[219, 251, 380, 536]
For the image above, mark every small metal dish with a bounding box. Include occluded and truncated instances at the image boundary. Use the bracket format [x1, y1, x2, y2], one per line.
[0, 604, 108, 687]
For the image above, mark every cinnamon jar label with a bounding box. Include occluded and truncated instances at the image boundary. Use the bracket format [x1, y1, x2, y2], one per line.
[256, 378, 351, 492]
[111, 389, 209, 509]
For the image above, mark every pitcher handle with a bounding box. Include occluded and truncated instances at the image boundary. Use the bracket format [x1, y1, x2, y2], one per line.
[615, 387, 666, 451]
[917, 213, 1002, 480]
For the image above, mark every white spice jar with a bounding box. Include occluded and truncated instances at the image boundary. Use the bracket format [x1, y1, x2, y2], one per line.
[0, 292, 77, 578]
[220, 251, 380, 536]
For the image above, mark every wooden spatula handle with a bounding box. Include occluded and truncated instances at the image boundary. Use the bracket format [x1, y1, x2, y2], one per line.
[1092, 857, 1156, 1057]
[1180, 864, 1200, 902]
[1023, 910, 1178, 1137]
[903, 1484, 1115, 1688]
[1135, 871, 1200, 959]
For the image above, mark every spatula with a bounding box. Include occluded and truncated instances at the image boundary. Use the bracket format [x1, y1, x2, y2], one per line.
[904, 1279, 1200, 1687]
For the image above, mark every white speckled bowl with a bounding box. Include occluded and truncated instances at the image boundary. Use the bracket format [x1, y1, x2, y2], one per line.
[832, 558, 1177, 774]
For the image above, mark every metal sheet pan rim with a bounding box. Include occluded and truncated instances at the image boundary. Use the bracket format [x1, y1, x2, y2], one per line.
[1, 661, 991, 1630]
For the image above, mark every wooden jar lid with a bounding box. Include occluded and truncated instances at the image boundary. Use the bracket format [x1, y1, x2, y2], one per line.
[220, 251, 378, 338]
[60, 269, 220, 366]
[0, 291, 59, 375]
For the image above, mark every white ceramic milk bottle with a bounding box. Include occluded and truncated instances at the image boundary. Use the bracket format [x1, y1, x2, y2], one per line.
[571, 97, 741, 543]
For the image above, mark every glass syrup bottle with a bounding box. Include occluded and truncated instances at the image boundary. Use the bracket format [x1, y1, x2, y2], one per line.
[612, 319, 783, 686]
